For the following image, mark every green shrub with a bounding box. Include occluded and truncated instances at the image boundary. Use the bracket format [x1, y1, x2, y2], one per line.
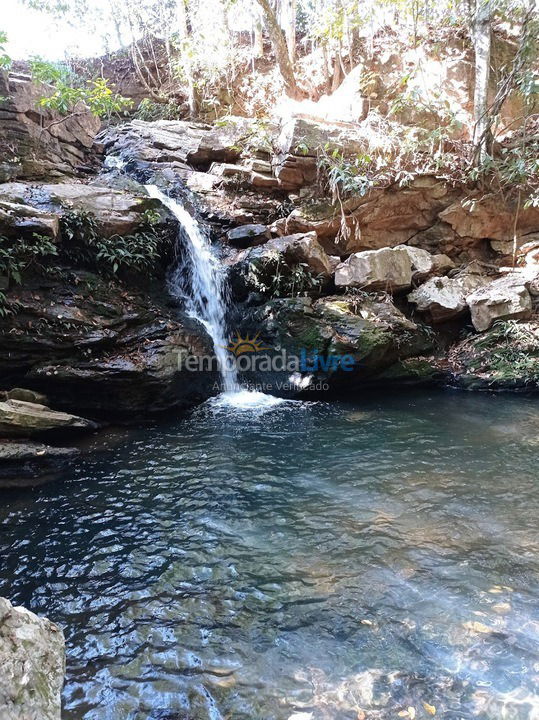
[59, 210, 169, 276]
[29, 58, 132, 118]
[245, 256, 325, 299]
[0, 233, 58, 316]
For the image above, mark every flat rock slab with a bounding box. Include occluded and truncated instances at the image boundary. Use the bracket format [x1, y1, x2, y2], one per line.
[0, 399, 97, 437]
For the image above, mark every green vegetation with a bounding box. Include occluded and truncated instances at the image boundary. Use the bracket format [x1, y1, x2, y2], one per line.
[0, 31, 11, 70]
[456, 320, 539, 385]
[60, 210, 170, 275]
[245, 256, 326, 299]
[0, 233, 58, 316]
[29, 58, 132, 119]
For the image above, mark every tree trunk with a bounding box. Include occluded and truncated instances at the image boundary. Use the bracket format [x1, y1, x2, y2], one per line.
[473, 0, 492, 162]
[254, 0, 301, 98]
[253, 6, 264, 58]
[176, 0, 197, 116]
[279, 0, 296, 63]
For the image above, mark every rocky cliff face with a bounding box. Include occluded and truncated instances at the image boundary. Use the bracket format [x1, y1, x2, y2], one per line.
[0, 72, 100, 182]
[0, 597, 64, 720]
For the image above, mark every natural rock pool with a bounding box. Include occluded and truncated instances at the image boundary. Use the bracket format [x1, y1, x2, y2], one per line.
[1, 390, 538, 720]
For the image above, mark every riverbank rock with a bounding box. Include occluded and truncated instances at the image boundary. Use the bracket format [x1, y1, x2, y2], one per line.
[0, 597, 64, 720]
[447, 320, 539, 390]
[238, 294, 432, 395]
[440, 194, 539, 242]
[100, 117, 258, 170]
[0, 71, 99, 182]
[0, 271, 218, 419]
[0, 399, 97, 437]
[274, 177, 463, 254]
[226, 223, 271, 248]
[466, 273, 533, 331]
[0, 440, 79, 488]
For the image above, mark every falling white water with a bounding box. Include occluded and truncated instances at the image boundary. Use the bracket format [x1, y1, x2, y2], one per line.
[145, 185, 239, 393]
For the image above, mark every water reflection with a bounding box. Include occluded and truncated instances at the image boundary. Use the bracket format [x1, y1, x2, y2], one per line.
[0, 390, 538, 719]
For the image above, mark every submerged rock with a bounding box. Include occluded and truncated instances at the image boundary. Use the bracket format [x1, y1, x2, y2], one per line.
[0, 440, 79, 488]
[0, 596, 64, 720]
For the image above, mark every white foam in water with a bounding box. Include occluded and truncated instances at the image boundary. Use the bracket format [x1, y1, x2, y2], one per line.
[145, 185, 282, 408]
[213, 389, 285, 411]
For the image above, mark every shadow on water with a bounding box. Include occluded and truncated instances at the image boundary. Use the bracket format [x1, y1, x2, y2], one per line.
[0, 389, 538, 719]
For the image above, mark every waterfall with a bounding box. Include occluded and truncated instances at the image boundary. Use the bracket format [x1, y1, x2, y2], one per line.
[145, 185, 239, 394]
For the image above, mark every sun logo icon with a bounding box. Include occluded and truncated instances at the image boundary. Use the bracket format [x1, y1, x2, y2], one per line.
[225, 331, 270, 357]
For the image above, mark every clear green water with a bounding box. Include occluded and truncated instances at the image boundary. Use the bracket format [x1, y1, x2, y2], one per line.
[0, 390, 538, 719]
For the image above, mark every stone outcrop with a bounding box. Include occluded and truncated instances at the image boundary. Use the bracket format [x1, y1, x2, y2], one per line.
[467, 273, 533, 331]
[100, 117, 260, 170]
[335, 246, 413, 291]
[0, 597, 64, 720]
[230, 231, 333, 300]
[440, 194, 539, 243]
[0, 182, 165, 238]
[226, 223, 271, 248]
[0, 271, 218, 418]
[0, 71, 100, 182]
[239, 294, 433, 394]
[274, 177, 463, 255]
[0, 399, 97, 437]
[408, 271, 490, 322]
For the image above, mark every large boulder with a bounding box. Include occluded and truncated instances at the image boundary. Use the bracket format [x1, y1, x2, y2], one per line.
[0, 399, 97, 437]
[0, 71, 99, 182]
[0, 597, 64, 720]
[237, 294, 433, 395]
[274, 116, 367, 188]
[408, 271, 490, 322]
[0, 271, 218, 419]
[334, 246, 413, 292]
[466, 273, 533, 331]
[0, 200, 59, 239]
